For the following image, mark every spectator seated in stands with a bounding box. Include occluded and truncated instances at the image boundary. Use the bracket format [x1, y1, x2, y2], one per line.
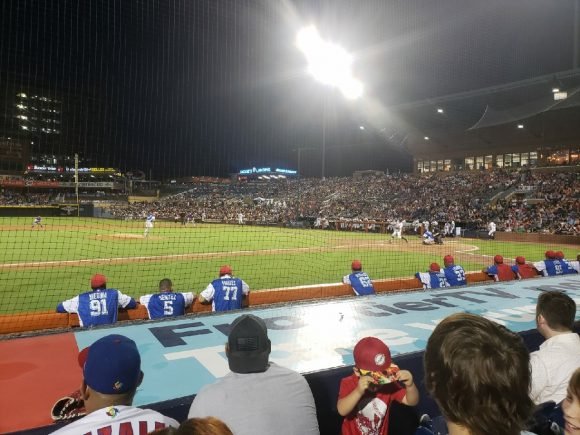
[442, 255, 467, 287]
[150, 417, 233, 435]
[415, 263, 450, 289]
[337, 336, 419, 435]
[562, 367, 580, 435]
[534, 250, 575, 276]
[51, 334, 178, 434]
[423, 313, 535, 435]
[342, 260, 375, 296]
[56, 274, 136, 328]
[530, 291, 580, 405]
[188, 314, 319, 435]
[483, 255, 516, 282]
[139, 278, 195, 319]
[512, 256, 539, 280]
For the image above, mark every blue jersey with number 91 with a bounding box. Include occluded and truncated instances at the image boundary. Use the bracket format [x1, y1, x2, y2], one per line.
[211, 278, 245, 311]
[78, 289, 121, 327]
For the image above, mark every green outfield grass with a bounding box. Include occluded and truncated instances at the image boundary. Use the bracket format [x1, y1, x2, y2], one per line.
[0, 217, 578, 314]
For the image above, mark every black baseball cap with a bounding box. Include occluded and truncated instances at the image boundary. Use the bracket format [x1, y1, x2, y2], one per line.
[227, 314, 271, 374]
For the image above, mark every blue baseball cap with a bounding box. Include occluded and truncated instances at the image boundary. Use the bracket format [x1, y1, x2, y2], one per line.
[79, 334, 142, 395]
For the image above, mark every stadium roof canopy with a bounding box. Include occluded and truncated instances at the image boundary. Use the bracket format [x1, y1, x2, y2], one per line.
[391, 69, 580, 159]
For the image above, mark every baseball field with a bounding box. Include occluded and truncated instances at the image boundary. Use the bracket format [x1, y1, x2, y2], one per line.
[0, 217, 578, 315]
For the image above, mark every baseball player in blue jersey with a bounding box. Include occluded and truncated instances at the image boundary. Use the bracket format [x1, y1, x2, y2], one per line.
[442, 255, 467, 286]
[56, 274, 136, 327]
[415, 263, 450, 289]
[31, 216, 44, 229]
[144, 212, 155, 238]
[534, 250, 577, 276]
[422, 230, 435, 245]
[139, 278, 195, 319]
[342, 260, 375, 296]
[199, 265, 250, 312]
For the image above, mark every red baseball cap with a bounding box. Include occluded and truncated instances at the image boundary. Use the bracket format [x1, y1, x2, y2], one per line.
[219, 265, 232, 276]
[429, 263, 441, 272]
[351, 260, 362, 271]
[545, 250, 556, 259]
[494, 255, 503, 264]
[555, 251, 564, 260]
[90, 274, 107, 289]
[353, 337, 392, 371]
[516, 256, 526, 265]
[443, 255, 454, 265]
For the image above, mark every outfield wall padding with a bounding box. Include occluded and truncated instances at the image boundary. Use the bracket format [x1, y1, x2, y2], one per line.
[495, 231, 580, 245]
[0, 272, 496, 335]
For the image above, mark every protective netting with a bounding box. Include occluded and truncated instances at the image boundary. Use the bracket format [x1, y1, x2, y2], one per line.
[0, 0, 578, 333]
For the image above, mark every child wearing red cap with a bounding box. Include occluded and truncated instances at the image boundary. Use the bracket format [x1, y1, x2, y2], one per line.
[483, 255, 516, 282]
[337, 337, 419, 435]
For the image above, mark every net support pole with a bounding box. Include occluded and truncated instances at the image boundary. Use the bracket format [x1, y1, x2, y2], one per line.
[75, 153, 79, 217]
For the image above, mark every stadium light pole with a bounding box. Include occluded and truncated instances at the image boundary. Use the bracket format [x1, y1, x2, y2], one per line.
[296, 26, 364, 179]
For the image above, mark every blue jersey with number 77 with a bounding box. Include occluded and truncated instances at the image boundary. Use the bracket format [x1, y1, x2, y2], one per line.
[209, 277, 248, 312]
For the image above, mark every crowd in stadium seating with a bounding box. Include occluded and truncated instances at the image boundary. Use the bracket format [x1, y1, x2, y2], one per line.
[104, 168, 579, 235]
[2, 167, 579, 235]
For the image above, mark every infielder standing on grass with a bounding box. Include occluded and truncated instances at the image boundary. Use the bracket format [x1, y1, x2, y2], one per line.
[139, 278, 195, 319]
[144, 212, 155, 238]
[199, 265, 250, 312]
[31, 215, 44, 229]
[342, 260, 375, 296]
[56, 274, 136, 328]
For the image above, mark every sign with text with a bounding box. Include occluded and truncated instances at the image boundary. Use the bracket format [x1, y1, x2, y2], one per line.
[72, 275, 580, 407]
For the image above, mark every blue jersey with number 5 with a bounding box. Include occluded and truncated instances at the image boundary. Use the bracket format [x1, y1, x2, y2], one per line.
[147, 293, 186, 319]
[212, 278, 244, 311]
[443, 265, 467, 286]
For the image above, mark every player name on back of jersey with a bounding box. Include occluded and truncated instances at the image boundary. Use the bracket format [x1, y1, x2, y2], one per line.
[157, 294, 178, 301]
[89, 292, 107, 301]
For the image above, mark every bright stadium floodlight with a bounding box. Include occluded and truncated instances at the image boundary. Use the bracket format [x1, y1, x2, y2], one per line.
[296, 26, 364, 179]
[296, 26, 363, 99]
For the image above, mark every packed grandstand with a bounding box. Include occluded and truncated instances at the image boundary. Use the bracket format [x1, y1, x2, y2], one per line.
[2, 166, 578, 235]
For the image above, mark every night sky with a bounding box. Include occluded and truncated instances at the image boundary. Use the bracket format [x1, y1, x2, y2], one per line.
[0, 0, 576, 178]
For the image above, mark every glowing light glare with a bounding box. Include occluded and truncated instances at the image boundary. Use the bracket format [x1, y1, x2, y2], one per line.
[296, 26, 363, 99]
[517, 124, 524, 129]
[339, 78, 364, 100]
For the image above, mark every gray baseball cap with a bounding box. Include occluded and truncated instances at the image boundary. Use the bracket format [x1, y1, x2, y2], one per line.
[227, 314, 271, 374]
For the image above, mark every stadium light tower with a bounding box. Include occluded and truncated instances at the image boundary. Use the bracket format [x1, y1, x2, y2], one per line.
[296, 26, 364, 179]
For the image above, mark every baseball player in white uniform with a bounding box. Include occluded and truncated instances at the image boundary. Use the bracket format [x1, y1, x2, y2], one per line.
[144, 213, 155, 238]
[32, 216, 44, 229]
[390, 220, 408, 243]
[488, 221, 497, 239]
